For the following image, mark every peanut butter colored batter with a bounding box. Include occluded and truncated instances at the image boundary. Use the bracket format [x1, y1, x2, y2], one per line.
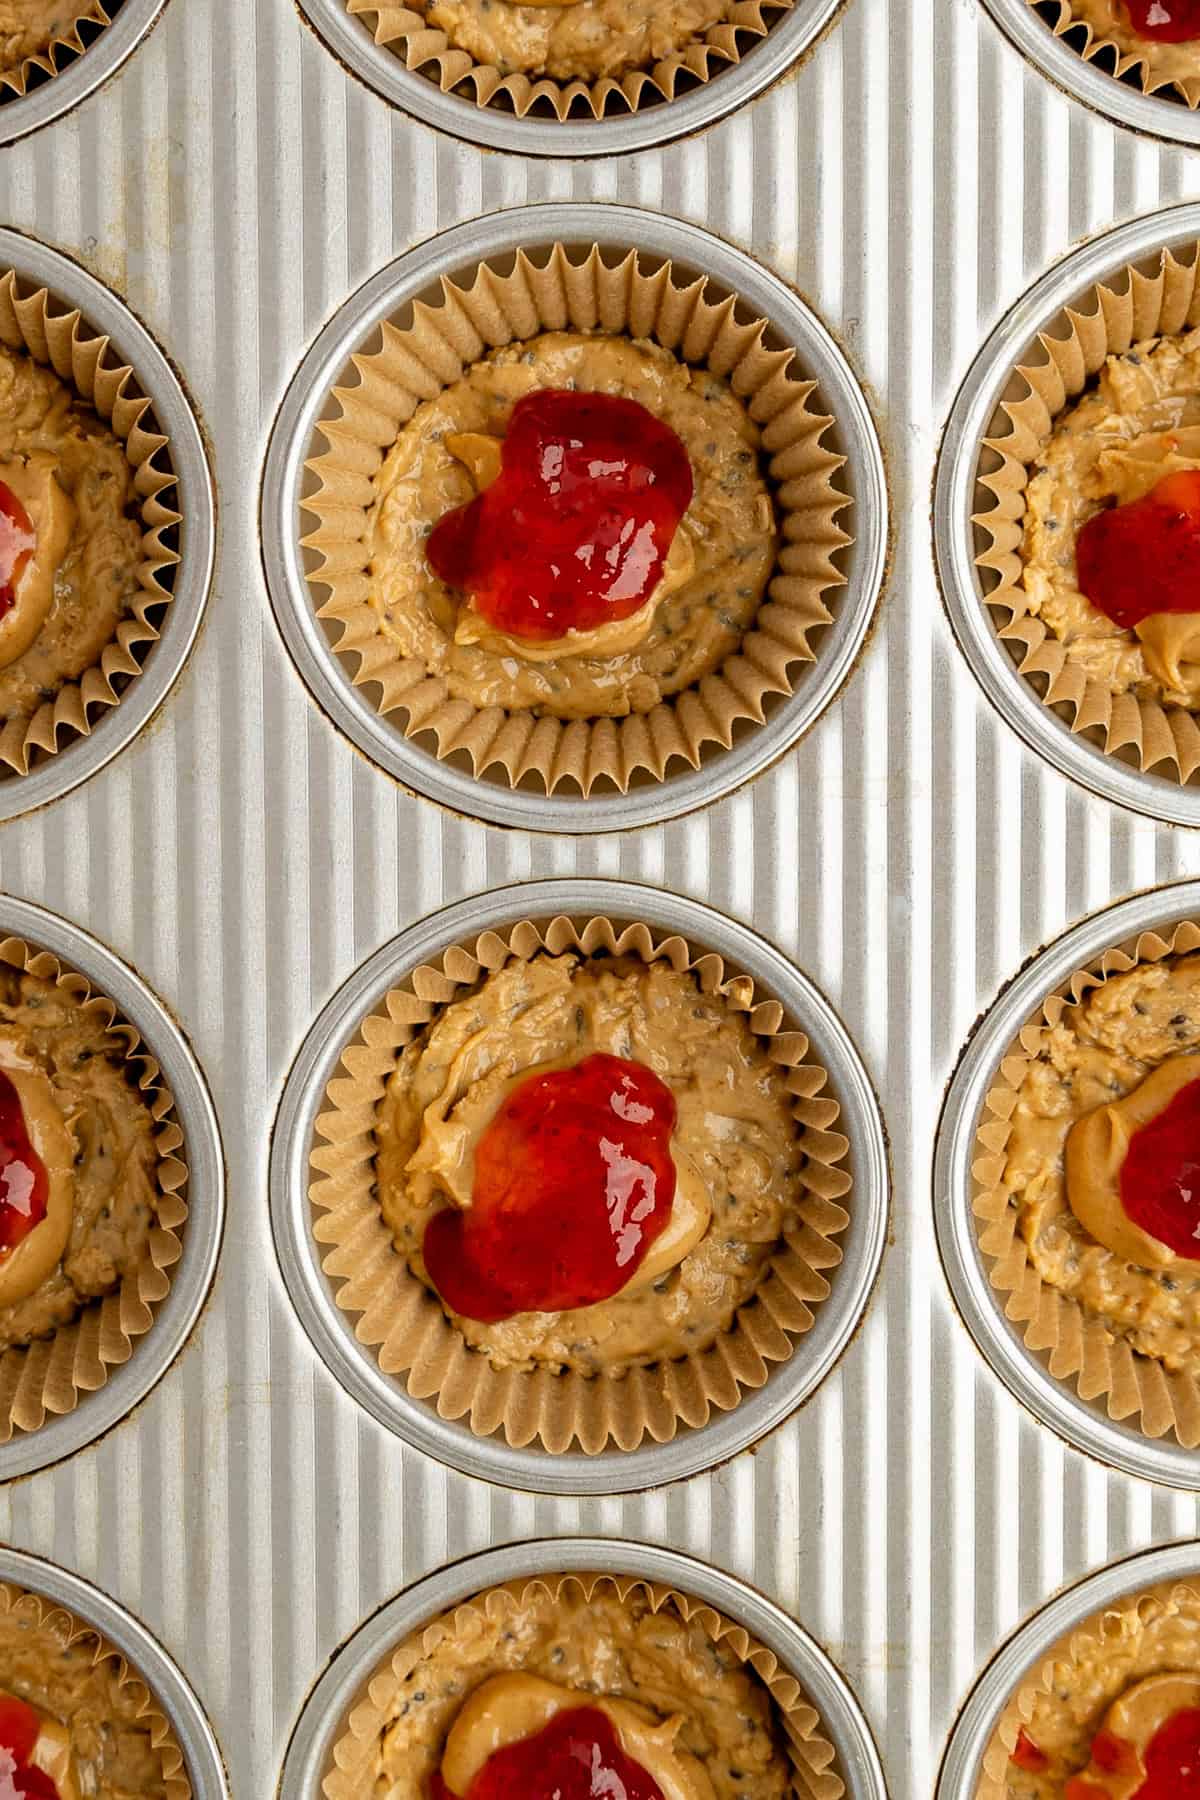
[1002, 954, 1200, 1376]
[0, 0, 90, 76]
[375, 953, 804, 1373]
[368, 1584, 791, 1798]
[0, 346, 142, 743]
[0, 965, 162, 1354]
[0, 1595, 173, 1798]
[1003, 1587, 1200, 1799]
[1020, 330, 1200, 707]
[1067, 0, 1200, 89]
[367, 333, 777, 722]
[418, 0, 749, 84]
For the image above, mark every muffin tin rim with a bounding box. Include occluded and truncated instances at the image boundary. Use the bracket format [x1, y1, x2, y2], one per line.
[289, 0, 848, 159]
[0, 0, 168, 150]
[0, 891, 226, 1484]
[275, 1535, 889, 1800]
[934, 875, 1200, 1491]
[936, 1538, 1200, 1799]
[258, 200, 889, 837]
[977, 0, 1200, 148]
[267, 875, 890, 1496]
[934, 200, 1200, 828]
[0, 1542, 229, 1796]
[0, 225, 216, 825]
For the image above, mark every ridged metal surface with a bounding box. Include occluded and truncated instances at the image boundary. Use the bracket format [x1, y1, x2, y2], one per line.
[0, 2, 1197, 1798]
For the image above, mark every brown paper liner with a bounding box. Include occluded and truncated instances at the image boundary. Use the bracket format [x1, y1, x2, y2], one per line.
[977, 1576, 1200, 1800]
[0, 0, 114, 101]
[324, 1571, 844, 1800]
[0, 1578, 190, 1798]
[309, 912, 852, 1456]
[973, 243, 1200, 785]
[302, 243, 851, 797]
[0, 932, 189, 1444]
[972, 917, 1200, 1447]
[1022, 0, 1200, 109]
[346, 0, 795, 122]
[0, 263, 179, 779]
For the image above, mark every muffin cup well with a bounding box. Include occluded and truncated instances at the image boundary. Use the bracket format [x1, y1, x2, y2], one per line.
[1022, 0, 1200, 109]
[0, 1577, 190, 1799]
[0, 0, 111, 99]
[301, 239, 852, 801]
[971, 916, 1200, 1449]
[324, 1570, 843, 1800]
[346, 0, 794, 122]
[309, 910, 851, 1457]
[0, 264, 180, 779]
[0, 930, 188, 1445]
[972, 242, 1200, 787]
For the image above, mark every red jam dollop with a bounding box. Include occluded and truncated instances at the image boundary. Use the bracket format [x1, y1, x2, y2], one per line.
[422, 1052, 678, 1324]
[0, 484, 34, 624]
[0, 1073, 46, 1259]
[1065, 1711, 1200, 1800]
[1011, 1728, 1050, 1773]
[1076, 470, 1200, 630]
[0, 1696, 59, 1799]
[429, 1706, 665, 1800]
[1123, 0, 1200, 41]
[425, 389, 694, 641]
[1119, 1075, 1200, 1258]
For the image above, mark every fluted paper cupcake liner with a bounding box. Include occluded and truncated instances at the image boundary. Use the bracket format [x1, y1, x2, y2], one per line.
[1023, 0, 1200, 109]
[0, 262, 179, 778]
[0, 0, 113, 100]
[309, 911, 851, 1456]
[346, 0, 794, 121]
[325, 1571, 843, 1800]
[302, 241, 851, 798]
[974, 242, 1200, 785]
[0, 1578, 190, 1798]
[0, 932, 188, 1444]
[972, 917, 1200, 1447]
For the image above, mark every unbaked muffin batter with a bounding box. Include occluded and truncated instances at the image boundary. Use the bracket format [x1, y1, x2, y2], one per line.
[367, 332, 777, 721]
[375, 952, 805, 1372]
[420, 0, 752, 84]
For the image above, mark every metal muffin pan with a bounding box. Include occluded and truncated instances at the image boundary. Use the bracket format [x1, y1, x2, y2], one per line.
[260, 201, 888, 836]
[0, 227, 215, 826]
[977, 0, 1200, 148]
[935, 876, 1200, 1491]
[0, 892, 224, 1484]
[937, 1539, 1200, 1800]
[276, 1537, 889, 1800]
[934, 202, 1200, 830]
[269, 877, 890, 1496]
[0, 1542, 227, 1796]
[291, 0, 850, 158]
[0, 0, 167, 150]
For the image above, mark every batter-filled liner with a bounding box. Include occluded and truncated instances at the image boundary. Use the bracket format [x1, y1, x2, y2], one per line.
[0, 0, 118, 101]
[302, 242, 851, 799]
[344, 0, 795, 122]
[1021, 0, 1200, 110]
[309, 912, 851, 1456]
[971, 917, 1200, 1448]
[0, 1578, 190, 1798]
[0, 931, 188, 1444]
[973, 242, 1200, 785]
[323, 1571, 844, 1800]
[976, 1576, 1200, 1799]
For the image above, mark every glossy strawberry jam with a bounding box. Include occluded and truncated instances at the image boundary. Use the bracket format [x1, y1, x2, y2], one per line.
[1011, 1728, 1049, 1773]
[0, 483, 34, 624]
[0, 1695, 59, 1799]
[1119, 1075, 1200, 1258]
[1075, 470, 1200, 630]
[1123, 0, 1200, 41]
[422, 1052, 678, 1324]
[0, 1074, 47, 1259]
[425, 389, 694, 641]
[429, 1706, 665, 1800]
[1065, 1711, 1200, 1800]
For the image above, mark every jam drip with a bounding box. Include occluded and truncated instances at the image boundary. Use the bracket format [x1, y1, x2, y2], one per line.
[1119, 1075, 1200, 1258]
[430, 1706, 665, 1800]
[1066, 1711, 1200, 1799]
[0, 484, 35, 624]
[1011, 1728, 1049, 1773]
[0, 1696, 60, 1799]
[426, 389, 694, 641]
[423, 1052, 678, 1324]
[1076, 470, 1200, 629]
[1123, 0, 1200, 42]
